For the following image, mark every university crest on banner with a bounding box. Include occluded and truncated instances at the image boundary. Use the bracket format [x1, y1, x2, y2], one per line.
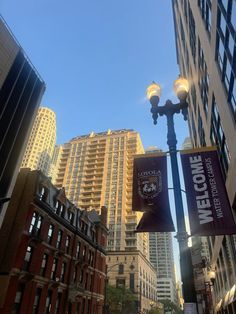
[132, 153, 175, 232]
[138, 170, 162, 202]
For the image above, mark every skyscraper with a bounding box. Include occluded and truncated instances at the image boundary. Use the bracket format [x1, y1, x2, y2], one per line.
[53, 129, 148, 256]
[21, 107, 56, 176]
[172, 1, 236, 312]
[0, 16, 45, 224]
[149, 232, 177, 303]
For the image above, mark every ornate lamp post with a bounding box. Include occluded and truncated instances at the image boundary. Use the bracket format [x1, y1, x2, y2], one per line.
[146, 77, 197, 307]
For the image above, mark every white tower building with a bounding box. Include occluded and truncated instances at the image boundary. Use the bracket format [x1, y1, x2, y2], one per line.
[21, 107, 56, 176]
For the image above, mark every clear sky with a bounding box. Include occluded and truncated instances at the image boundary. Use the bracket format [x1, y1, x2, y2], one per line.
[1, 0, 189, 150]
[1, 0, 190, 280]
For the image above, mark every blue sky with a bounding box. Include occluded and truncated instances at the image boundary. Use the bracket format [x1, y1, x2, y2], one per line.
[1, 0, 189, 150]
[1, 0, 190, 280]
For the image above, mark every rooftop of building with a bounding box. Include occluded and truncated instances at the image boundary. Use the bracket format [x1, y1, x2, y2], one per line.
[70, 128, 135, 141]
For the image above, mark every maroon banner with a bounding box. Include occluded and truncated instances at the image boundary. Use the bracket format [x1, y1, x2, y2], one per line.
[132, 154, 175, 232]
[180, 147, 236, 236]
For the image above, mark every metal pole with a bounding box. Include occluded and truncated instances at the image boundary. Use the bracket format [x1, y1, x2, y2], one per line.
[166, 112, 196, 304]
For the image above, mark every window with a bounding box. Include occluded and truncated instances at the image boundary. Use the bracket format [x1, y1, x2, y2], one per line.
[32, 288, 42, 314]
[90, 252, 94, 267]
[55, 292, 62, 314]
[188, 6, 196, 62]
[130, 273, 135, 292]
[65, 235, 71, 254]
[76, 241, 80, 258]
[82, 246, 87, 260]
[68, 211, 75, 224]
[39, 186, 47, 201]
[118, 264, 124, 274]
[210, 96, 231, 175]
[198, 0, 212, 34]
[51, 258, 58, 280]
[85, 272, 89, 290]
[73, 266, 77, 283]
[80, 221, 88, 235]
[91, 230, 95, 242]
[47, 224, 54, 244]
[23, 246, 33, 270]
[12, 284, 24, 314]
[40, 253, 48, 276]
[45, 290, 52, 314]
[88, 250, 91, 264]
[61, 262, 66, 282]
[56, 201, 65, 217]
[197, 108, 206, 146]
[215, 4, 235, 118]
[116, 278, 125, 288]
[29, 212, 43, 236]
[79, 269, 84, 284]
[56, 230, 63, 249]
[198, 38, 209, 116]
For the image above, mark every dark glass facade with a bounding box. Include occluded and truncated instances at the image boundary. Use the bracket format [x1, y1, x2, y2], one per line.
[0, 19, 45, 212]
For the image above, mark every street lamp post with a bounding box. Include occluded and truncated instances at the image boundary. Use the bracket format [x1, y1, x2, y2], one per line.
[204, 269, 216, 313]
[146, 78, 197, 307]
[103, 263, 125, 314]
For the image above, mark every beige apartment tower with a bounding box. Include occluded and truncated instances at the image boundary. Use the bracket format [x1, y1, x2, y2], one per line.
[53, 129, 148, 256]
[21, 106, 56, 176]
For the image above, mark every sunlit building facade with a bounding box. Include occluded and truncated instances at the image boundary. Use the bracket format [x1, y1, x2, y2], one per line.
[172, 1, 236, 312]
[21, 107, 56, 176]
[106, 250, 158, 313]
[53, 129, 148, 257]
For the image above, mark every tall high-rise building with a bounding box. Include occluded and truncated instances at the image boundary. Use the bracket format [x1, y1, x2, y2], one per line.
[149, 232, 177, 304]
[0, 16, 45, 224]
[21, 107, 56, 176]
[172, 1, 236, 312]
[50, 145, 64, 183]
[53, 129, 148, 256]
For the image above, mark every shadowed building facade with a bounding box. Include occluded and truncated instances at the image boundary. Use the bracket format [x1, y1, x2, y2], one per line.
[172, 1, 236, 312]
[0, 16, 45, 225]
[0, 168, 108, 314]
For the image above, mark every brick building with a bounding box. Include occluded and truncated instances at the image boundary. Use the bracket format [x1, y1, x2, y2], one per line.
[0, 168, 108, 314]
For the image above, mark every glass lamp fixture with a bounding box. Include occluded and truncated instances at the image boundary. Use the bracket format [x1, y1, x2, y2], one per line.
[146, 82, 161, 106]
[173, 77, 189, 100]
[209, 270, 216, 281]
